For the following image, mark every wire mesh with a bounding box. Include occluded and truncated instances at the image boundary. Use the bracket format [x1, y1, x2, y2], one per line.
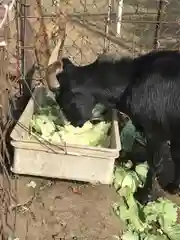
[0, 0, 179, 238]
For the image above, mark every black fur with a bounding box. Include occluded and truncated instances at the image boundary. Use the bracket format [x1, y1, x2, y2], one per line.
[126, 141, 174, 191]
[56, 50, 180, 204]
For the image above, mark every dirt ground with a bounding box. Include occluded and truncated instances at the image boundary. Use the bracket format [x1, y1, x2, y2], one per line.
[11, 176, 123, 240]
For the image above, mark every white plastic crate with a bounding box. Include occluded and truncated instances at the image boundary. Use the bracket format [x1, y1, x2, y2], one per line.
[10, 86, 121, 184]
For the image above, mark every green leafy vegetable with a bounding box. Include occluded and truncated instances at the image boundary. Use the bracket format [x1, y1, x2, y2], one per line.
[143, 198, 178, 228]
[163, 224, 180, 240]
[113, 167, 128, 190]
[120, 120, 146, 152]
[30, 95, 111, 147]
[121, 171, 141, 193]
[30, 115, 56, 137]
[121, 231, 140, 240]
[118, 188, 147, 232]
[124, 160, 133, 169]
[56, 121, 111, 147]
[92, 103, 105, 118]
[113, 162, 179, 240]
[114, 120, 179, 240]
[144, 234, 169, 240]
[135, 163, 148, 186]
[120, 120, 137, 152]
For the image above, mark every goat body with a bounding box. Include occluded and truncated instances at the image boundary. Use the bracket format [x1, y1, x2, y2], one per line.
[56, 50, 180, 204]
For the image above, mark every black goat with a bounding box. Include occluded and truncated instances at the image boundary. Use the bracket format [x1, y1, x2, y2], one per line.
[55, 50, 180, 204]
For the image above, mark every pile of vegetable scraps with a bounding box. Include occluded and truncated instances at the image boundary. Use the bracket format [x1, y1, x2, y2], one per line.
[30, 95, 111, 147]
[113, 161, 180, 240]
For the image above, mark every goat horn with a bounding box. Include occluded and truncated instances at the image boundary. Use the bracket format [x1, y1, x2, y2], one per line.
[47, 10, 67, 92]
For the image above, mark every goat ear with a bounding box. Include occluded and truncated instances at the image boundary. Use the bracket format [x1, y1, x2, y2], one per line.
[47, 60, 62, 91]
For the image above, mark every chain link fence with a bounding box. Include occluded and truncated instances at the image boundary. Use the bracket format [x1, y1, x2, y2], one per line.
[0, 0, 180, 238]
